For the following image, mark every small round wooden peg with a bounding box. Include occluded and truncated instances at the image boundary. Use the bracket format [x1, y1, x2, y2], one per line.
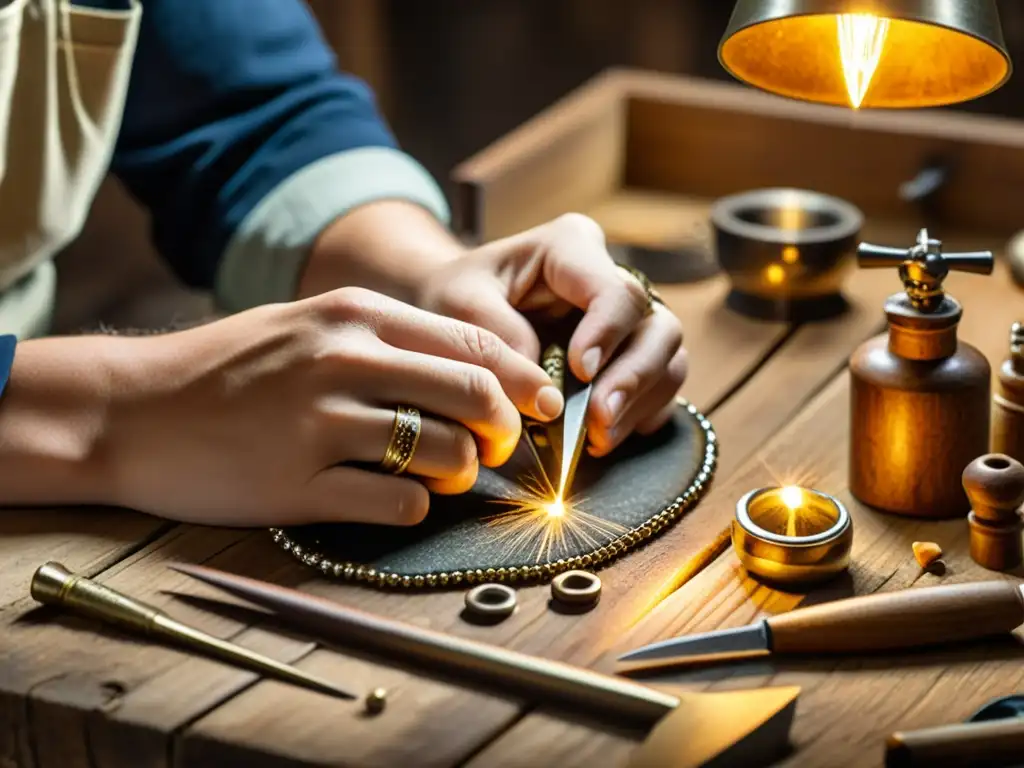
[962, 454, 1024, 571]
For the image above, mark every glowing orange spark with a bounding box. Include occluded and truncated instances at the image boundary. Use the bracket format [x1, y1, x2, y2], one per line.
[545, 499, 566, 518]
[483, 472, 626, 563]
[837, 13, 890, 109]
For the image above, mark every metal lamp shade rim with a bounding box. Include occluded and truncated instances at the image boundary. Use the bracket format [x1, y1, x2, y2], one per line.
[718, 0, 1012, 109]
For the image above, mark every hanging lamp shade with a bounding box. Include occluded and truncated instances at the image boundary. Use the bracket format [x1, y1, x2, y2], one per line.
[718, 1, 1012, 109]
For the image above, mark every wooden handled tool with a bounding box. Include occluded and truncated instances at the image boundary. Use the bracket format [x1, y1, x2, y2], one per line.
[768, 579, 1024, 653]
[170, 562, 802, 768]
[886, 718, 1024, 768]
[619, 580, 1024, 669]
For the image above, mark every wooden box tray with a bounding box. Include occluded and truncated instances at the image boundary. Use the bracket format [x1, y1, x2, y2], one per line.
[450, 67, 1024, 425]
[451, 67, 1024, 256]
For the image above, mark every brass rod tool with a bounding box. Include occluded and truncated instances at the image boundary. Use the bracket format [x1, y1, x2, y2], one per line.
[30, 561, 357, 700]
[170, 561, 804, 768]
[617, 580, 1024, 672]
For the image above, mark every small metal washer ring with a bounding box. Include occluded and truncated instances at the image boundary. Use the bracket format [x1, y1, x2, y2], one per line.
[551, 570, 602, 606]
[465, 583, 517, 620]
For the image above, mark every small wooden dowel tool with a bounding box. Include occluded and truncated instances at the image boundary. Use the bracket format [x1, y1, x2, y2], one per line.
[30, 562, 357, 701]
[170, 562, 802, 768]
[886, 717, 1024, 768]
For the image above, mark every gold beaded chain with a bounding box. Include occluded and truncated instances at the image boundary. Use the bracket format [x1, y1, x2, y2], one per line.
[269, 398, 717, 590]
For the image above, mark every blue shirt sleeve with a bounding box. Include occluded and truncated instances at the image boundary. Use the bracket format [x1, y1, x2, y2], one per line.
[105, 0, 423, 293]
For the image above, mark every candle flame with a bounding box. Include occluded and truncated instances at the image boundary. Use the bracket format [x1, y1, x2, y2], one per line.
[837, 13, 890, 109]
[780, 485, 804, 510]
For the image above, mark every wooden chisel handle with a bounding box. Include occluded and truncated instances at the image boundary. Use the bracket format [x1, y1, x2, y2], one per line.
[766, 580, 1024, 653]
[885, 718, 1024, 768]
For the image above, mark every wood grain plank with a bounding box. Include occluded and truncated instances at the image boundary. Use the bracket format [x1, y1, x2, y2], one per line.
[450, 71, 626, 241]
[5, 225, 1017, 766]
[0, 527, 312, 768]
[0, 262, 807, 767]
[0, 262, 783, 767]
[617, 69, 1024, 235]
[163, 223, 934, 764]
[472, 246, 1024, 768]
[1, 225, 939, 768]
[0, 509, 170, 611]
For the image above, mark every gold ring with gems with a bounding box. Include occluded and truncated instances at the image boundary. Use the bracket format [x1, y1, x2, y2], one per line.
[615, 263, 665, 315]
[380, 405, 421, 475]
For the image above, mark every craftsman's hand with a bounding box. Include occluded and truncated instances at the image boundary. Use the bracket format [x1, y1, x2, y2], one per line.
[52, 289, 561, 527]
[417, 213, 688, 456]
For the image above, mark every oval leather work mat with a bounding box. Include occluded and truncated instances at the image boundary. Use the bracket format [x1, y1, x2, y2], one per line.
[271, 399, 716, 590]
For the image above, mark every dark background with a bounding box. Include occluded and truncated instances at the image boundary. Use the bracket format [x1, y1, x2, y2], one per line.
[331, 0, 1024, 197]
[54, 0, 1024, 331]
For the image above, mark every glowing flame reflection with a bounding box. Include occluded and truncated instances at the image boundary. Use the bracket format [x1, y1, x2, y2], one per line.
[837, 13, 890, 109]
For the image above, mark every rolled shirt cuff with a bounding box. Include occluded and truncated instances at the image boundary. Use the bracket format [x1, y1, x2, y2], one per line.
[213, 146, 451, 313]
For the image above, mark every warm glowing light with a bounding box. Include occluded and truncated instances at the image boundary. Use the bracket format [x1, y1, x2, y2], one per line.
[780, 485, 804, 510]
[484, 473, 626, 563]
[837, 13, 891, 109]
[545, 500, 565, 518]
[778, 208, 803, 231]
[781, 246, 799, 265]
[765, 264, 786, 285]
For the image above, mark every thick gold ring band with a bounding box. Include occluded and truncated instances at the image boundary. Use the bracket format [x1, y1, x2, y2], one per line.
[732, 487, 853, 586]
[615, 263, 665, 316]
[380, 405, 421, 475]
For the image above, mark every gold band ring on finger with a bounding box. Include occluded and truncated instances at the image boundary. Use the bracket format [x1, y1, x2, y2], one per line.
[615, 263, 665, 316]
[380, 405, 422, 475]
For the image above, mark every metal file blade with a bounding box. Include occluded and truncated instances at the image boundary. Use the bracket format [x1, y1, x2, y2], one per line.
[556, 383, 591, 498]
[616, 622, 771, 668]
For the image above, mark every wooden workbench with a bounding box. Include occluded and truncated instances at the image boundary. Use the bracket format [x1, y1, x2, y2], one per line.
[4, 71, 1024, 767]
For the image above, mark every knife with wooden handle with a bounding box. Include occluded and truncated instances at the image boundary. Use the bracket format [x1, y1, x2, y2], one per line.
[617, 580, 1024, 670]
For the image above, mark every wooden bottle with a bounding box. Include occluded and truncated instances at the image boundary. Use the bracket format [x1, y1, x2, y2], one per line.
[963, 453, 1024, 571]
[992, 321, 1024, 463]
[849, 228, 993, 518]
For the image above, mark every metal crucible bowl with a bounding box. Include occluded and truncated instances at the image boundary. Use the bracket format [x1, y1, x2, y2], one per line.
[711, 188, 863, 322]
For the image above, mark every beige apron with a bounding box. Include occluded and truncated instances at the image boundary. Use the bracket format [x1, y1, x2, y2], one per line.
[0, 0, 140, 338]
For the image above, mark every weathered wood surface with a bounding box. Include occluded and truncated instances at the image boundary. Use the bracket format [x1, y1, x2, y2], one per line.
[0, 232, 791, 768]
[0, 509, 170, 610]
[472, 251, 1024, 767]
[0, 244, 800, 767]
[3, 230, 1019, 767]
[475, 377, 1024, 767]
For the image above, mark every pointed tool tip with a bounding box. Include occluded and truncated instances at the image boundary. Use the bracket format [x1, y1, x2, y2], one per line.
[169, 562, 233, 585]
[615, 648, 646, 663]
[168, 561, 203, 576]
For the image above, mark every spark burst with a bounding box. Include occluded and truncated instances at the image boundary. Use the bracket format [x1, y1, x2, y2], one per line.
[482, 472, 627, 564]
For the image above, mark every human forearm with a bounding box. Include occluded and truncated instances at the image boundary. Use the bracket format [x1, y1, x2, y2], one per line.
[297, 200, 466, 305]
[0, 336, 126, 506]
